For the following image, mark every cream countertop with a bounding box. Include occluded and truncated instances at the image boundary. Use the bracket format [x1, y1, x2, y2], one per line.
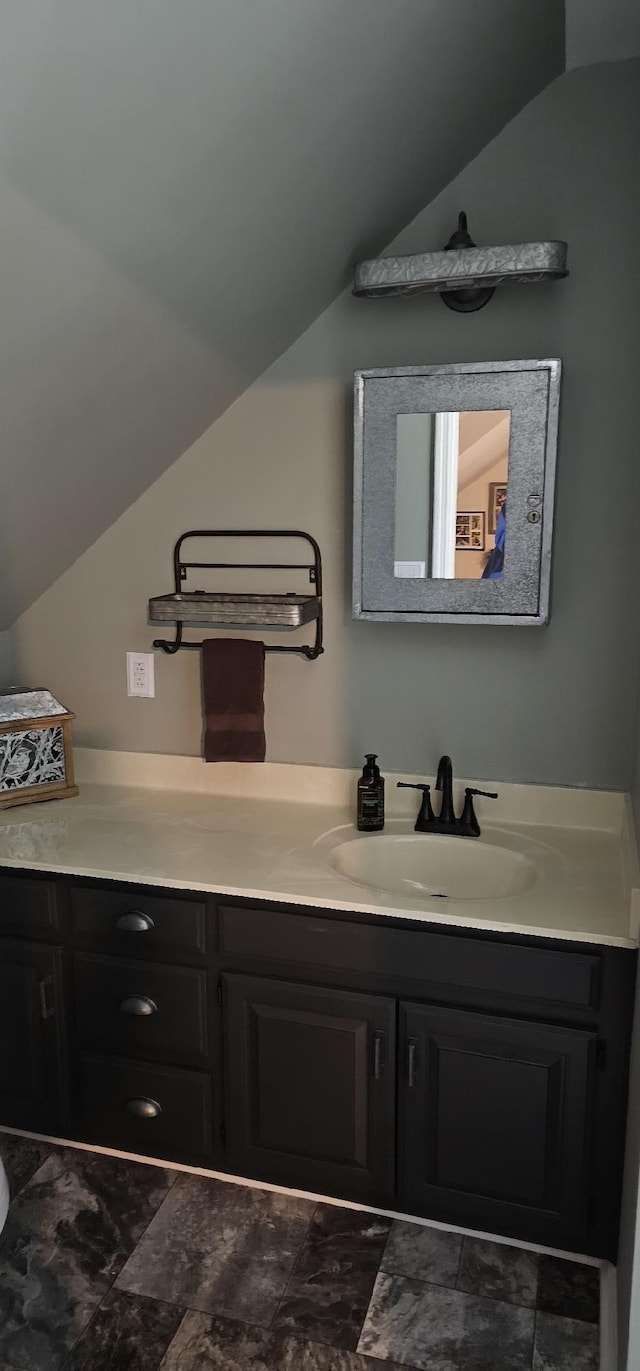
[0, 749, 636, 949]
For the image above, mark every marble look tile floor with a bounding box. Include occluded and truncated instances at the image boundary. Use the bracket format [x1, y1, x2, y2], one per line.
[0, 1135, 601, 1371]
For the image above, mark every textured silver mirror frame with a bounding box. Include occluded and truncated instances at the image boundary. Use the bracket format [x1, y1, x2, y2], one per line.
[352, 359, 561, 628]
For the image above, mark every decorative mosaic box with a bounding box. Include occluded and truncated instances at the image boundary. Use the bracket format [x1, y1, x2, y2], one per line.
[0, 689, 78, 810]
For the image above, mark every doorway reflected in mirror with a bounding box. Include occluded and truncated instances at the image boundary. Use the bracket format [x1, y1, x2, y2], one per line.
[455, 411, 510, 580]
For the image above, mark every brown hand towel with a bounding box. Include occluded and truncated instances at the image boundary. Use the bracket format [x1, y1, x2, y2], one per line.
[202, 638, 266, 762]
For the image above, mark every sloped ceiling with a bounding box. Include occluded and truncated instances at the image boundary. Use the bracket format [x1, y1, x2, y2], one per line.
[0, 0, 564, 628]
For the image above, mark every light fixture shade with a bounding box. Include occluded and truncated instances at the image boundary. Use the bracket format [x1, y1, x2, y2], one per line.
[353, 240, 568, 297]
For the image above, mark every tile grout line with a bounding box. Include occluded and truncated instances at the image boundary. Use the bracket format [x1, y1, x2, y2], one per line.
[57, 1283, 124, 1371]
[59, 1289, 193, 1371]
[358, 1230, 392, 1363]
[383, 1236, 540, 1310]
[381, 1268, 472, 1295]
[376, 1221, 396, 1286]
[453, 1230, 465, 1292]
[48, 1160, 183, 1371]
[359, 1211, 397, 1338]
[123, 1290, 212, 1371]
[270, 1206, 394, 1353]
[0, 1145, 54, 1211]
[374, 1274, 541, 1311]
[351, 1215, 394, 1353]
[113, 1165, 183, 1293]
[530, 1306, 538, 1370]
[531, 1249, 540, 1316]
[178, 1302, 274, 1331]
[267, 1199, 320, 1331]
[359, 1246, 544, 1371]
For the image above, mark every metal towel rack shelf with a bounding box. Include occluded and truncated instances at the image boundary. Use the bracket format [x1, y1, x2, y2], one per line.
[148, 530, 324, 659]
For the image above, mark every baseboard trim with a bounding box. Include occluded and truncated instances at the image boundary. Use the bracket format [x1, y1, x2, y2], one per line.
[601, 1261, 618, 1371]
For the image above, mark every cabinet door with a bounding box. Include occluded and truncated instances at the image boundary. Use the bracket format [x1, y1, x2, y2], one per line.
[223, 974, 396, 1203]
[0, 941, 67, 1132]
[399, 1001, 596, 1248]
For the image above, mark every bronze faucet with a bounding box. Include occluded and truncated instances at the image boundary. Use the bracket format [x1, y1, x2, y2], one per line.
[398, 755, 498, 837]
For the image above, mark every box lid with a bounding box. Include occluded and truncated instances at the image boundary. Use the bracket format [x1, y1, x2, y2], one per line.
[0, 689, 73, 725]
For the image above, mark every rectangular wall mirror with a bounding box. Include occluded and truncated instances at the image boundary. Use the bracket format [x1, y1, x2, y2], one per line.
[353, 359, 561, 626]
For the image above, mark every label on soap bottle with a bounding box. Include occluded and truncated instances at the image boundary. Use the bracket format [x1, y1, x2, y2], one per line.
[358, 786, 385, 831]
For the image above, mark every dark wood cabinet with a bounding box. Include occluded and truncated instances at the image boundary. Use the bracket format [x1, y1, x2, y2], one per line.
[0, 869, 634, 1260]
[398, 1001, 597, 1249]
[223, 973, 396, 1202]
[0, 940, 67, 1132]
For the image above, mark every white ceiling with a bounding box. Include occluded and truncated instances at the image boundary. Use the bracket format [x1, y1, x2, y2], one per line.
[0, 1, 564, 627]
[458, 414, 510, 493]
[565, 0, 640, 66]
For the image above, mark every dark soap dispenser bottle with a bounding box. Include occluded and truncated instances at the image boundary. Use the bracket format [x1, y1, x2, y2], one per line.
[357, 754, 385, 831]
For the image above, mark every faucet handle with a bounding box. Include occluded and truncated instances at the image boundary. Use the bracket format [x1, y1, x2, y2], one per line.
[397, 782, 435, 831]
[460, 786, 498, 837]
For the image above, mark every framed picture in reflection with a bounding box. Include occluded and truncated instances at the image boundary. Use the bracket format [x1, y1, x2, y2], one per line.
[456, 511, 485, 551]
[489, 483, 508, 534]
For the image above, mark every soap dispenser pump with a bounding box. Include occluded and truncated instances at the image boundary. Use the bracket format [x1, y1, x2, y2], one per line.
[357, 754, 385, 832]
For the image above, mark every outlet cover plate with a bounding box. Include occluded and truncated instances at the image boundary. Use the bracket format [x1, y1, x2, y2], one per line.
[127, 652, 155, 698]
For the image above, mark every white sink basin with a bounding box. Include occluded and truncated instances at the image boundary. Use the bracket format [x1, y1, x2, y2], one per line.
[330, 833, 536, 902]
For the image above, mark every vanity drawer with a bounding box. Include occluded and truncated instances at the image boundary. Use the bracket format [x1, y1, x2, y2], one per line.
[73, 953, 209, 1062]
[0, 875, 59, 936]
[77, 1052, 214, 1161]
[70, 884, 207, 955]
[219, 904, 601, 1011]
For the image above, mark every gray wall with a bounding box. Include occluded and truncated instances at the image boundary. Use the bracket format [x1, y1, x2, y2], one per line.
[565, 0, 640, 67]
[394, 414, 433, 569]
[0, 631, 14, 689]
[617, 693, 640, 1370]
[12, 61, 640, 789]
[0, 0, 564, 628]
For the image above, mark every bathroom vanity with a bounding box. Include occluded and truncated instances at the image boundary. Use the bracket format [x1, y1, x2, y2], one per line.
[0, 762, 636, 1265]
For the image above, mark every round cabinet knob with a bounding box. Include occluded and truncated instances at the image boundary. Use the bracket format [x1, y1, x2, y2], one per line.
[115, 911, 155, 933]
[125, 1096, 162, 1119]
[119, 995, 158, 1017]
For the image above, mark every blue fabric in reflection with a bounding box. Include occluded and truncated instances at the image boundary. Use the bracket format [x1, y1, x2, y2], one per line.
[482, 503, 505, 580]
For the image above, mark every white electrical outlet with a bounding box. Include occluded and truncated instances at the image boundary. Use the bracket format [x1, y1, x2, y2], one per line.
[126, 652, 155, 698]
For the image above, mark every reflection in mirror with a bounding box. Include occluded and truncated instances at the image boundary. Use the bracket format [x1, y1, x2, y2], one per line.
[455, 410, 510, 580]
[394, 410, 511, 581]
[394, 414, 433, 579]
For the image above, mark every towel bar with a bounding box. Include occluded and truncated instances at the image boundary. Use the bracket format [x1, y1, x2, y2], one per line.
[149, 530, 324, 659]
